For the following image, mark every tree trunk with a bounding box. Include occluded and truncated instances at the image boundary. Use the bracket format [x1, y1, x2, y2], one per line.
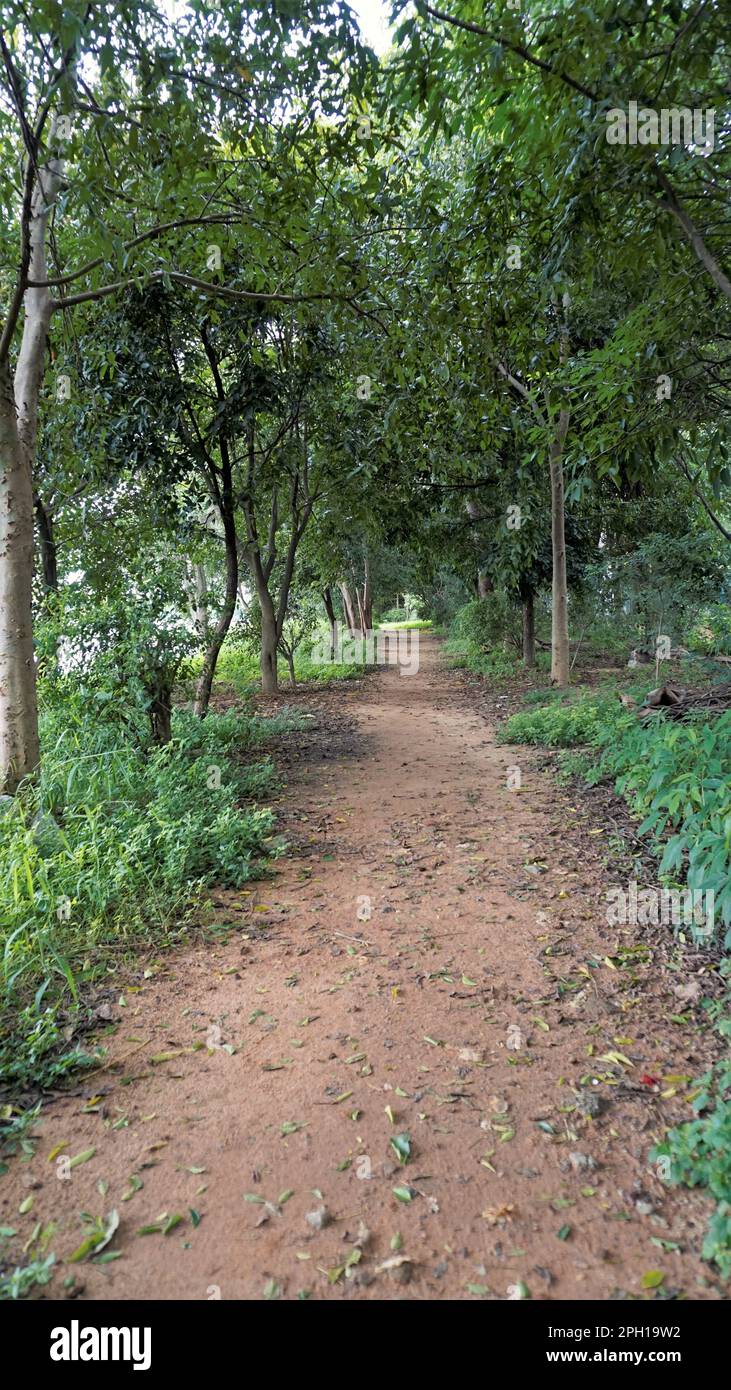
[286, 651, 296, 686]
[190, 561, 209, 643]
[356, 586, 366, 634]
[477, 571, 493, 598]
[361, 554, 372, 631]
[0, 365, 39, 792]
[339, 581, 358, 635]
[549, 407, 570, 687]
[194, 510, 238, 718]
[322, 586, 337, 662]
[0, 163, 61, 793]
[34, 492, 58, 597]
[149, 680, 173, 745]
[260, 594, 278, 694]
[522, 591, 536, 667]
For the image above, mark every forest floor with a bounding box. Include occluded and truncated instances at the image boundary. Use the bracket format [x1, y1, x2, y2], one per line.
[2, 635, 725, 1302]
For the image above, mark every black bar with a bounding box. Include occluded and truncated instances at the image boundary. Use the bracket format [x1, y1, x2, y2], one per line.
[6, 1296, 726, 1377]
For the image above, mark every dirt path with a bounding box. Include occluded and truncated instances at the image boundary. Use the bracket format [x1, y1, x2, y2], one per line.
[2, 636, 722, 1301]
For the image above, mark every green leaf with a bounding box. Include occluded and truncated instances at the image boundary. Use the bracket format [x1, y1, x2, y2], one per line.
[389, 1133, 412, 1165]
[392, 1186, 414, 1203]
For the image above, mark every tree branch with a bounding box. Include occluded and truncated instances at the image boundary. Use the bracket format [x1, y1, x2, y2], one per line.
[423, 4, 599, 101]
[50, 268, 363, 313]
[29, 215, 240, 289]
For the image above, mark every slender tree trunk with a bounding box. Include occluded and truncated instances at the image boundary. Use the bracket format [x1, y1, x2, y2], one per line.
[34, 490, 59, 674]
[322, 586, 337, 662]
[0, 163, 62, 792]
[339, 582, 358, 635]
[150, 680, 173, 745]
[356, 586, 366, 634]
[189, 561, 209, 642]
[465, 498, 491, 598]
[242, 538, 291, 698]
[34, 492, 58, 597]
[240, 408, 312, 695]
[0, 365, 39, 792]
[522, 591, 536, 667]
[361, 554, 372, 631]
[549, 407, 570, 687]
[194, 510, 238, 718]
[286, 651, 296, 686]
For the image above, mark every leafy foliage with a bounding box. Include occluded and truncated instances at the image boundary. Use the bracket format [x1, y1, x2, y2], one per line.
[502, 696, 621, 748]
[652, 1026, 731, 1279]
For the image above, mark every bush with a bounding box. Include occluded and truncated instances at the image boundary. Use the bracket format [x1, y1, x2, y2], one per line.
[506, 695, 731, 937]
[450, 595, 518, 647]
[443, 597, 523, 678]
[445, 642, 518, 678]
[587, 709, 731, 938]
[689, 602, 731, 657]
[502, 695, 623, 747]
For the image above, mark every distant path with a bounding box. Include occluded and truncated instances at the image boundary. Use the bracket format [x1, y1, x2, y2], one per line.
[2, 635, 720, 1301]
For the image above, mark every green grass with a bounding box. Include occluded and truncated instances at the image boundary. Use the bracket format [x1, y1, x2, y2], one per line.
[500, 693, 622, 746]
[212, 641, 364, 694]
[444, 635, 551, 680]
[520, 687, 570, 707]
[0, 689, 303, 1094]
[377, 619, 432, 630]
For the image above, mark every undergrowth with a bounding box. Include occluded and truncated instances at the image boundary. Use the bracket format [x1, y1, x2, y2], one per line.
[503, 687, 731, 1275]
[444, 599, 550, 679]
[0, 691, 302, 1095]
[211, 640, 363, 694]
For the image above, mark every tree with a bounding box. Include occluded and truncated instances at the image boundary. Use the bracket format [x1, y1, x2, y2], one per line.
[0, 0, 373, 787]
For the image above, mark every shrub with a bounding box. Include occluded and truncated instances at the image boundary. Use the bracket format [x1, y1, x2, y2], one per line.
[590, 710, 731, 938]
[444, 598, 520, 678]
[450, 595, 517, 648]
[501, 695, 623, 747]
[688, 602, 731, 657]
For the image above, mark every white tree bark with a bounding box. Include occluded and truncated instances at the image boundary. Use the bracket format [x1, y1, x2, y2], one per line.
[187, 560, 210, 642]
[0, 161, 62, 792]
[549, 406, 570, 687]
